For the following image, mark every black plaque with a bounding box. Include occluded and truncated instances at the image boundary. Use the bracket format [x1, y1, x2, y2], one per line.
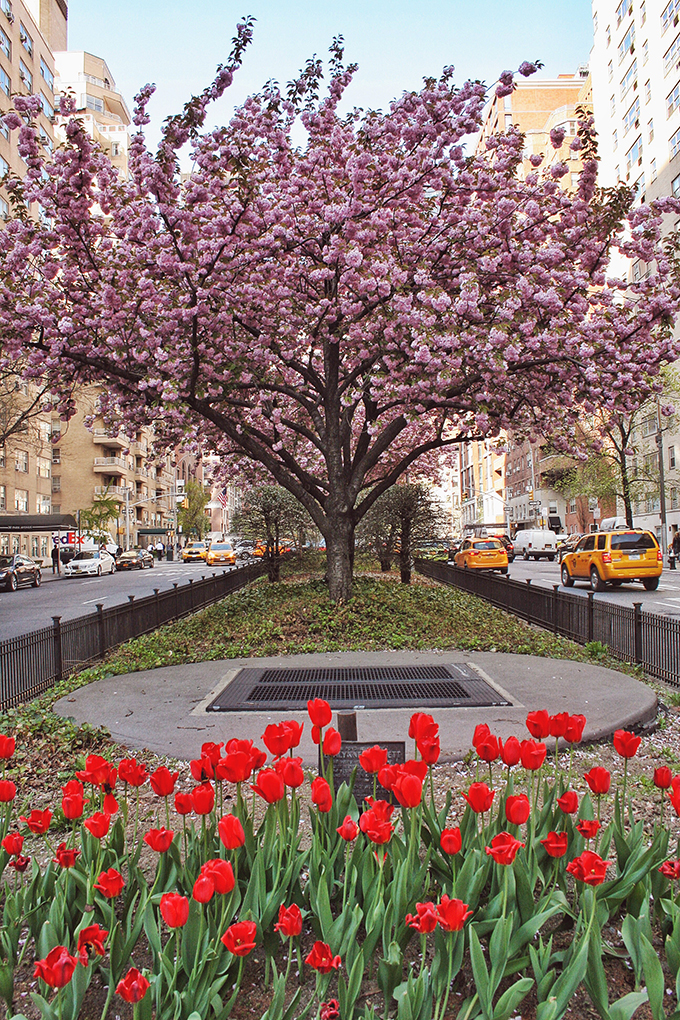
[319, 741, 406, 808]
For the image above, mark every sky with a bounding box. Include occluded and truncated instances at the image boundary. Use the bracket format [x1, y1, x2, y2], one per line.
[65, 0, 595, 148]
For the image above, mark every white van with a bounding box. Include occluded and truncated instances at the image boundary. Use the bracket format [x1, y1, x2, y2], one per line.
[513, 529, 558, 561]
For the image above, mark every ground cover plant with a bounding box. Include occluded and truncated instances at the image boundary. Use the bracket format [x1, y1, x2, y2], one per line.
[1, 703, 680, 1020]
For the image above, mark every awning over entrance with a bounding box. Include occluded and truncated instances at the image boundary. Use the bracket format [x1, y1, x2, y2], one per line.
[0, 514, 78, 533]
[137, 528, 171, 535]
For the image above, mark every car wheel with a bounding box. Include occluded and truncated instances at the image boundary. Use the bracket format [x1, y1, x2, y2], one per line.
[523, 550, 529, 561]
[590, 567, 605, 592]
[500, 566, 508, 575]
[548, 555, 555, 562]
[97, 565, 102, 576]
[643, 577, 659, 591]
[111, 563, 116, 574]
[561, 564, 574, 587]
[9, 573, 17, 591]
[610, 580, 622, 588]
[33, 572, 41, 587]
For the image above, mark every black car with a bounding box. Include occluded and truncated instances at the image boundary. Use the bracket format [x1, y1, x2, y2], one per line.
[116, 548, 155, 571]
[0, 554, 42, 591]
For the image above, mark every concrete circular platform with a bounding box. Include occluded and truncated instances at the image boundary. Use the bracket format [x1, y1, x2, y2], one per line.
[53, 649, 658, 765]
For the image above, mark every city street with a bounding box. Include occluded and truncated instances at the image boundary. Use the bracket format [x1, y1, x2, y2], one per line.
[0, 560, 238, 641]
[504, 557, 680, 618]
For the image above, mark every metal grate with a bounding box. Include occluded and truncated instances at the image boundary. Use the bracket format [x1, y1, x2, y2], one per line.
[207, 662, 509, 712]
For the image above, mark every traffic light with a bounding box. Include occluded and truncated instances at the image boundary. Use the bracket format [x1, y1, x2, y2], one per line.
[530, 489, 534, 501]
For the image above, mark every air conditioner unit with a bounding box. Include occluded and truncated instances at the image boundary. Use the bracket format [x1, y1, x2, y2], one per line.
[5, 11, 13, 22]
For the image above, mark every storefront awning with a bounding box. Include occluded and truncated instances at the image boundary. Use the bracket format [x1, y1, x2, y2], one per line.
[0, 514, 78, 533]
[137, 528, 172, 535]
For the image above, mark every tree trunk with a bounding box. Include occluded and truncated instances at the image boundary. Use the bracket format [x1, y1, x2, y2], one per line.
[380, 558, 392, 572]
[325, 514, 354, 601]
[399, 517, 412, 584]
[620, 457, 634, 527]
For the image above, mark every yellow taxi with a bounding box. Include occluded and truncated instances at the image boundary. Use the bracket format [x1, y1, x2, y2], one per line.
[560, 529, 662, 592]
[454, 538, 509, 574]
[182, 541, 208, 562]
[206, 541, 236, 567]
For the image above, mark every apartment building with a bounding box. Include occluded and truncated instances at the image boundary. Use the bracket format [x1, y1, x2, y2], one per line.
[458, 438, 506, 531]
[590, 0, 680, 550]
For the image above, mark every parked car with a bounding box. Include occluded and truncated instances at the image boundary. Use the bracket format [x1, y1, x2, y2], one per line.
[513, 529, 558, 561]
[560, 529, 662, 592]
[64, 550, 116, 577]
[116, 549, 154, 571]
[182, 542, 208, 562]
[0, 554, 41, 591]
[490, 534, 515, 562]
[454, 538, 509, 574]
[206, 541, 237, 567]
[557, 534, 583, 563]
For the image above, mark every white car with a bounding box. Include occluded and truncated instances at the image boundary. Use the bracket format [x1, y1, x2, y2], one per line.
[64, 550, 116, 577]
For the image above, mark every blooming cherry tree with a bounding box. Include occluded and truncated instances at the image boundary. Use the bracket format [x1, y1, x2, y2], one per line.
[1, 22, 680, 598]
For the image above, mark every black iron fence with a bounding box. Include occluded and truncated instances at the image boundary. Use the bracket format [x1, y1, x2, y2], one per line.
[0, 562, 265, 710]
[416, 559, 680, 688]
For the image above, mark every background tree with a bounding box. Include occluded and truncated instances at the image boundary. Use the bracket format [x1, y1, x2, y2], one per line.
[232, 485, 310, 581]
[357, 498, 400, 572]
[2, 29, 680, 599]
[78, 489, 120, 544]
[388, 484, 448, 583]
[177, 480, 211, 539]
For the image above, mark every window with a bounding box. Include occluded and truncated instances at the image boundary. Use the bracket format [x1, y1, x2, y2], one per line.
[39, 58, 53, 91]
[19, 59, 32, 93]
[608, 60, 613, 81]
[0, 120, 7, 140]
[0, 25, 9, 58]
[673, 173, 680, 194]
[613, 129, 619, 150]
[644, 78, 651, 102]
[616, 0, 629, 27]
[111, 141, 120, 157]
[39, 127, 52, 152]
[51, 504, 60, 515]
[643, 39, 649, 63]
[665, 35, 680, 75]
[36, 494, 50, 514]
[569, 498, 577, 514]
[0, 155, 8, 178]
[0, 197, 8, 220]
[0, 485, 4, 510]
[52, 447, 60, 464]
[649, 118, 654, 141]
[626, 136, 643, 175]
[14, 449, 27, 472]
[669, 81, 680, 116]
[671, 125, 680, 158]
[663, 0, 680, 34]
[618, 24, 636, 64]
[40, 93, 54, 120]
[607, 24, 612, 46]
[0, 0, 11, 20]
[36, 455, 50, 478]
[611, 94, 617, 116]
[623, 96, 640, 134]
[620, 60, 638, 100]
[594, 11, 598, 31]
[86, 95, 104, 113]
[51, 475, 60, 492]
[641, 413, 657, 437]
[0, 447, 4, 467]
[19, 22, 32, 57]
[651, 157, 657, 181]
[14, 489, 28, 512]
[670, 445, 677, 468]
[0, 65, 9, 97]
[672, 489, 679, 509]
[641, 1, 647, 25]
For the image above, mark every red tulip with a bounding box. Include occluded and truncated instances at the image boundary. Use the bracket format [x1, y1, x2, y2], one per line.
[160, 892, 190, 928]
[84, 812, 110, 839]
[20, 808, 51, 833]
[406, 901, 438, 933]
[262, 722, 296, 758]
[557, 790, 579, 814]
[149, 766, 179, 797]
[76, 754, 111, 786]
[8, 855, 29, 872]
[251, 769, 285, 804]
[311, 777, 333, 813]
[192, 873, 215, 903]
[275, 903, 303, 937]
[525, 710, 550, 739]
[584, 767, 611, 795]
[499, 736, 521, 767]
[2, 833, 23, 856]
[275, 756, 305, 788]
[462, 782, 495, 814]
[378, 763, 398, 791]
[61, 780, 85, 820]
[116, 968, 150, 1003]
[190, 782, 215, 815]
[670, 786, 680, 816]
[472, 723, 491, 748]
[359, 746, 388, 773]
[307, 698, 332, 728]
[216, 751, 252, 783]
[174, 791, 193, 815]
[566, 850, 610, 885]
[34, 946, 78, 988]
[53, 843, 81, 868]
[440, 827, 462, 855]
[363, 798, 394, 821]
[202, 858, 235, 895]
[476, 733, 499, 763]
[418, 735, 440, 764]
[393, 772, 423, 809]
[322, 727, 342, 757]
[144, 827, 174, 853]
[218, 813, 245, 849]
[409, 712, 438, 740]
[576, 819, 601, 840]
[564, 714, 586, 743]
[505, 794, 531, 826]
[519, 740, 547, 771]
[659, 860, 680, 879]
[305, 941, 342, 972]
[613, 729, 641, 759]
[118, 758, 148, 787]
[485, 831, 525, 865]
[77, 923, 108, 965]
[0, 734, 15, 759]
[201, 741, 224, 765]
[359, 805, 393, 845]
[654, 767, 673, 789]
[436, 895, 472, 931]
[336, 816, 359, 841]
[221, 920, 257, 956]
[0, 780, 17, 802]
[320, 1000, 340, 1020]
[549, 712, 569, 738]
[190, 754, 214, 783]
[540, 831, 569, 857]
[94, 867, 125, 898]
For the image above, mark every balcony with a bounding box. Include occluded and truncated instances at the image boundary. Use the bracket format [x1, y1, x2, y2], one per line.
[93, 457, 128, 472]
[92, 430, 129, 449]
[134, 466, 150, 479]
[130, 440, 148, 455]
[94, 485, 130, 499]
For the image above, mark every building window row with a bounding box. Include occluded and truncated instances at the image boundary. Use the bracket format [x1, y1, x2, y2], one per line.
[671, 125, 680, 159]
[0, 24, 9, 59]
[663, 0, 680, 35]
[665, 33, 680, 75]
[40, 57, 53, 91]
[0, 65, 9, 97]
[19, 58, 31, 93]
[620, 59, 638, 100]
[623, 96, 640, 134]
[669, 80, 680, 117]
[19, 21, 32, 57]
[0, 0, 12, 22]
[618, 23, 636, 64]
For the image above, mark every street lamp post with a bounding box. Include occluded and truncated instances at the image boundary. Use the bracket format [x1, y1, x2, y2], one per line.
[657, 399, 669, 564]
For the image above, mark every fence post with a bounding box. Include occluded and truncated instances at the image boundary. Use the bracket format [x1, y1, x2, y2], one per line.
[154, 588, 160, 629]
[189, 579, 194, 612]
[587, 592, 594, 644]
[633, 602, 643, 665]
[552, 585, 559, 636]
[525, 579, 532, 623]
[173, 582, 179, 621]
[52, 616, 63, 685]
[96, 604, 105, 660]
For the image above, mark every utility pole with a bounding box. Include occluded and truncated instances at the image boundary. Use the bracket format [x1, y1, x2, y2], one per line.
[657, 398, 668, 563]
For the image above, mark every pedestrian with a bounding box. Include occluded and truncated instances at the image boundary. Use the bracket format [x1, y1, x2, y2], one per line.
[51, 544, 60, 575]
[672, 531, 680, 571]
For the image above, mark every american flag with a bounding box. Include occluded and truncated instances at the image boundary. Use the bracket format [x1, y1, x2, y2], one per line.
[217, 488, 228, 509]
